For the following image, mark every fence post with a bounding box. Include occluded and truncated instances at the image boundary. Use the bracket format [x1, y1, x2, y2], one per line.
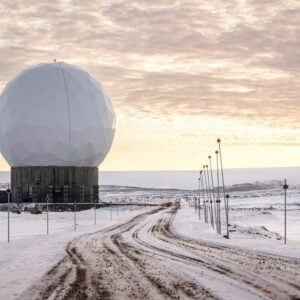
[283, 179, 288, 244]
[74, 200, 77, 231]
[110, 203, 112, 221]
[94, 201, 97, 225]
[46, 194, 49, 235]
[225, 193, 230, 238]
[198, 173, 202, 220]
[7, 188, 11, 243]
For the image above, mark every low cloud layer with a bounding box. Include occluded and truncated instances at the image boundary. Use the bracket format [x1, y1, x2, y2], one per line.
[0, 0, 300, 127]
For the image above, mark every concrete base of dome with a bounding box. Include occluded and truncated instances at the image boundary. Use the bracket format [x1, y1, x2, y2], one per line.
[11, 166, 99, 203]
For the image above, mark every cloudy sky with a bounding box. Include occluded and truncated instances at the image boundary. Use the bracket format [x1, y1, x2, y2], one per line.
[0, 0, 300, 171]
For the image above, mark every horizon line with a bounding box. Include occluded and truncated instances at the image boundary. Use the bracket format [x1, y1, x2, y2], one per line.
[0, 166, 300, 173]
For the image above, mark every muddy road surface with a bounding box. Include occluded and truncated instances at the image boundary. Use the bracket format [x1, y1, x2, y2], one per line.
[20, 203, 300, 300]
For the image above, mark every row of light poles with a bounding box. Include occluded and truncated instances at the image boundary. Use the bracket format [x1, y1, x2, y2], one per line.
[189, 138, 230, 238]
[189, 139, 290, 244]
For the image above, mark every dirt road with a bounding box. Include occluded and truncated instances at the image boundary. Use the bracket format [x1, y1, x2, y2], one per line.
[20, 203, 300, 299]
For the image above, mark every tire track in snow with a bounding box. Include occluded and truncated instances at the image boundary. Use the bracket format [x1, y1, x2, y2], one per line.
[19, 203, 300, 300]
[131, 204, 300, 299]
[21, 206, 203, 300]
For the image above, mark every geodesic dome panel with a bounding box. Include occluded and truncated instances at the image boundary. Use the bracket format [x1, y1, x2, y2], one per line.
[0, 62, 116, 167]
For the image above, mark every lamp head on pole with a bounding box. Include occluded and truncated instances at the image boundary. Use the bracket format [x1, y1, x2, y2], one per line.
[217, 138, 221, 143]
[215, 150, 219, 154]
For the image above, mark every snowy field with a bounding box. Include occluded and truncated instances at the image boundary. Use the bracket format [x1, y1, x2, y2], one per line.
[0, 169, 299, 298]
[229, 190, 300, 243]
[14, 199, 300, 299]
[174, 200, 300, 260]
[0, 205, 154, 299]
[0, 185, 299, 298]
[0, 205, 145, 241]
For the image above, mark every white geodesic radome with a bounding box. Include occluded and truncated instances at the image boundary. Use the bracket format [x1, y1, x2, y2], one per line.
[0, 62, 115, 167]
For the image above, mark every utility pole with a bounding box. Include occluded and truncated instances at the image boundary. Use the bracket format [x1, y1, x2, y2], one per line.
[215, 150, 221, 234]
[203, 165, 210, 224]
[200, 169, 206, 223]
[218, 138, 229, 238]
[205, 164, 214, 228]
[209, 155, 217, 231]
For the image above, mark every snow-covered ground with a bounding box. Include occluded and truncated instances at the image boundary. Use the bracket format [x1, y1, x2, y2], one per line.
[0, 205, 144, 241]
[230, 193, 300, 243]
[0, 178, 299, 299]
[18, 202, 300, 299]
[0, 205, 153, 300]
[173, 200, 300, 260]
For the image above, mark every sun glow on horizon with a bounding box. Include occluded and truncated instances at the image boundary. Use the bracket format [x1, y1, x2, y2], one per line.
[2, 109, 298, 171]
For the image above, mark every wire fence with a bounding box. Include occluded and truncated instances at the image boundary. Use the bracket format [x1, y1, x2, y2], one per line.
[0, 201, 153, 242]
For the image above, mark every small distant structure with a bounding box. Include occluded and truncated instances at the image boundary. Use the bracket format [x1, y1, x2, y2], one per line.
[0, 62, 116, 203]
